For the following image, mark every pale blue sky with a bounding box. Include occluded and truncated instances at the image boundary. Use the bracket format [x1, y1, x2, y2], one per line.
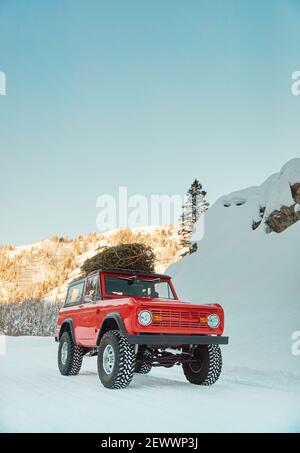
[0, 0, 300, 245]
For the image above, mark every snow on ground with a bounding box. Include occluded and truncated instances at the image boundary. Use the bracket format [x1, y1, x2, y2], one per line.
[0, 337, 299, 433]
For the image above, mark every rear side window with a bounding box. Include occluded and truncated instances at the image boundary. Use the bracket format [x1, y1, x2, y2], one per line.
[65, 282, 85, 306]
[84, 275, 101, 301]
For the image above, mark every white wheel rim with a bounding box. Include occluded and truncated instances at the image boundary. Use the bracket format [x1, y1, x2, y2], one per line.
[103, 344, 115, 375]
[61, 341, 68, 365]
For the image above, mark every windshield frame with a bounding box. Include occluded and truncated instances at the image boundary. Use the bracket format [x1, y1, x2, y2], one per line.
[101, 272, 178, 300]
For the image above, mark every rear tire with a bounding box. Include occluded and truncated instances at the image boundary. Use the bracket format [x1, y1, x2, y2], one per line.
[182, 344, 222, 386]
[58, 331, 83, 376]
[98, 330, 135, 389]
[135, 350, 152, 375]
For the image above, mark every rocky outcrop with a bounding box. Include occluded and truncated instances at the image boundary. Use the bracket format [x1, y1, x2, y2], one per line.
[291, 182, 300, 204]
[265, 183, 300, 233]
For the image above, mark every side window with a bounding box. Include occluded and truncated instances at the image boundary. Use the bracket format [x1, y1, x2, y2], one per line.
[84, 275, 100, 302]
[65, 282, 85, 306]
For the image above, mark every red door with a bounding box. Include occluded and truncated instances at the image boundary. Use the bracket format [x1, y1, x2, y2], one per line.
[77, 274, 102, 346]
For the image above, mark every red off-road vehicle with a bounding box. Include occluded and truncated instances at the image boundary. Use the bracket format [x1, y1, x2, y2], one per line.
[56, 269, 228, 389]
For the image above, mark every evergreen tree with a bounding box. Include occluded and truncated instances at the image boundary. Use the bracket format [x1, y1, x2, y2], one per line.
[178, 179, 209, 254]
[178, 205, 188, 237]
[185, 179, 209, 232]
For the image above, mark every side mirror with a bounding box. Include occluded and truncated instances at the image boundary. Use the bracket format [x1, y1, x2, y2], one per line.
[84, 295, 93, 303]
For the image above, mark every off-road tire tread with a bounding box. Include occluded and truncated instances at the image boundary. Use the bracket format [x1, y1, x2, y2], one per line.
[135, 350, 152, 374]
[183, 344, 222, 386]
[98, 330, 135, 389]
[58, 331, 83, 376]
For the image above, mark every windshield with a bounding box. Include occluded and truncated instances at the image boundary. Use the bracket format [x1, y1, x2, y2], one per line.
[104, 275, 175, 300]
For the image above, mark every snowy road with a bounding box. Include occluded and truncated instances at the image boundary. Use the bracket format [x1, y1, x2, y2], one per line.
[0, 337, 299, 433]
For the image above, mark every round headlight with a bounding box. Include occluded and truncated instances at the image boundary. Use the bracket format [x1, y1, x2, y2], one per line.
[138, 310, 152, 326]
[208, 314, 220, 329]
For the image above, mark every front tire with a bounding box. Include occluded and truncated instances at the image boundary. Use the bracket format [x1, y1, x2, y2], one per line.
[182, 344, 222, 386]
[58, 331, 83, 376]
[98, 330, 135, 389]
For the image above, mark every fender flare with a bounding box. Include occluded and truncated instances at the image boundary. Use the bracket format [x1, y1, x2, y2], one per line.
[97, 313, 128, 345]
[59, 318, 76, 344]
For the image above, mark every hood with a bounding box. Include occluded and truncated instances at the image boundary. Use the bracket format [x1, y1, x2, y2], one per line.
[135, 297, 222, 312]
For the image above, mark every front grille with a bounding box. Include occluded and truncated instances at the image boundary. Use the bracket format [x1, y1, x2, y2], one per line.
[151, 309, 209, 329]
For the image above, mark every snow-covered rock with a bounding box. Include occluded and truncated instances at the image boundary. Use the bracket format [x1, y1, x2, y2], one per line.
[167, 159, 300, 378]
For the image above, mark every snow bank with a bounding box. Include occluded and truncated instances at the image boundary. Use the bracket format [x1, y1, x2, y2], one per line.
[219, 158, 300, 223]
[168, 159, 300, 378]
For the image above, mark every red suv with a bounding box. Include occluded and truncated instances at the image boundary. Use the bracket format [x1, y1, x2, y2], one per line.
[56, 269, 228, 389]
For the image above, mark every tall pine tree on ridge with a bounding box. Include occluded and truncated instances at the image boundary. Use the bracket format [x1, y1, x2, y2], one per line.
[179, 179, 209, 254]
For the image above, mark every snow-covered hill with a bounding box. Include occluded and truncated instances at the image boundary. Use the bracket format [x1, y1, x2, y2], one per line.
[168, 159, 300, 378]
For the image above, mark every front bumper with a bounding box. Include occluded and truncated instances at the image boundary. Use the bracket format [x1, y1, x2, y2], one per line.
[124, 334, 229, 346]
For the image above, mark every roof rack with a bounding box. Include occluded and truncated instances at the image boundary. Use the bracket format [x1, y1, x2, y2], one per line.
[98, 268, 170, 279]
[70, 268, 170, 284]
